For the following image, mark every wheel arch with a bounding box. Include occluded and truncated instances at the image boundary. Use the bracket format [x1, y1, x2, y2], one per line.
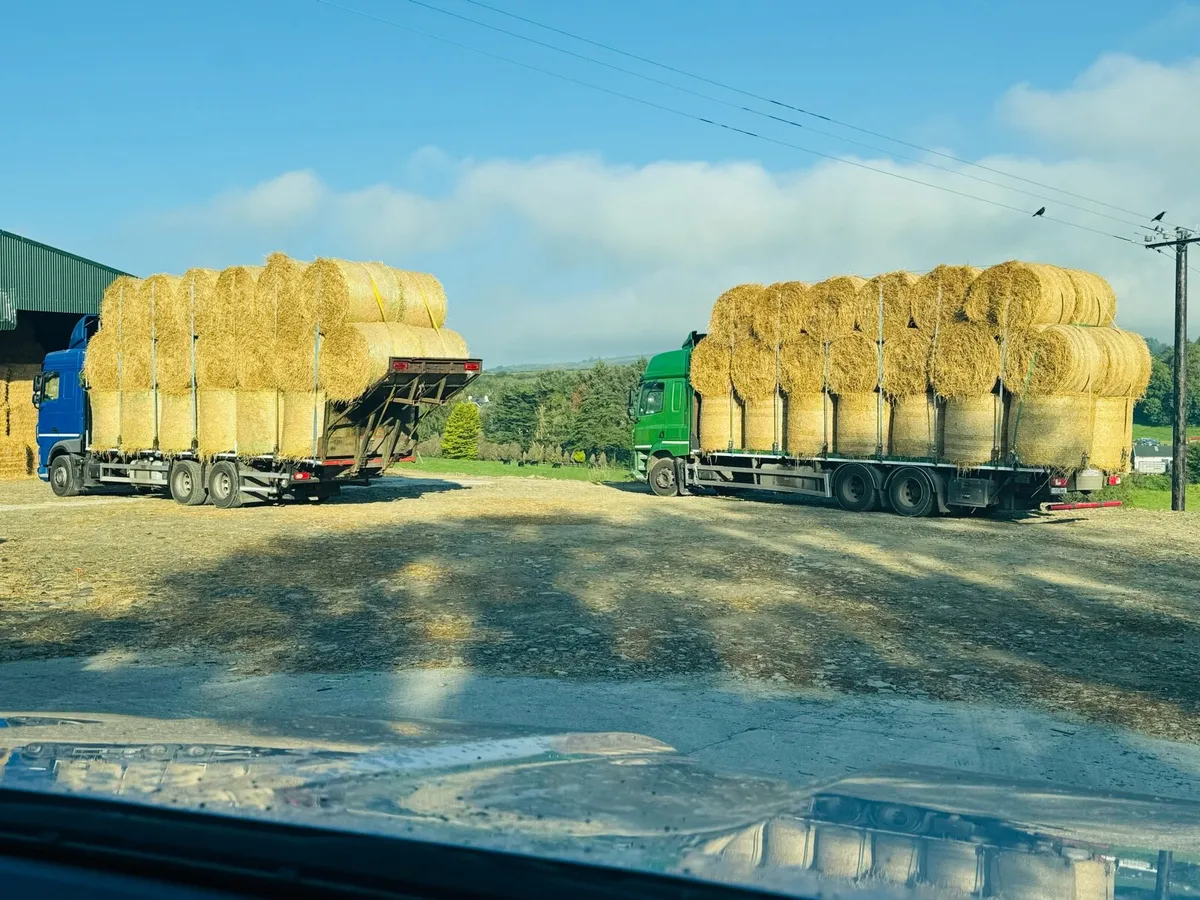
[884, 465, 949, 514]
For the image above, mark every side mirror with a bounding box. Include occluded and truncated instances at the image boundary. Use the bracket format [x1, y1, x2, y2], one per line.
[31, 372, 43, 408]
[627, 388, 637, 418]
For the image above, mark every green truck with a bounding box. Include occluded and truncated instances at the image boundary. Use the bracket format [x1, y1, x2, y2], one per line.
[631, 333, 1111, 517]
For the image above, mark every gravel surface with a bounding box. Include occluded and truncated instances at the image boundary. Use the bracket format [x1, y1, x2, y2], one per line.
[2, 472, 1198, 740]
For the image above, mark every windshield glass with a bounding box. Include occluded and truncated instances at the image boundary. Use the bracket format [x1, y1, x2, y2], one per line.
[2, 4, 1198, 899]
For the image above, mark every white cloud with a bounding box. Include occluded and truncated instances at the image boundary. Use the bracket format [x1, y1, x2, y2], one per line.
[146, 55, 1199, 364]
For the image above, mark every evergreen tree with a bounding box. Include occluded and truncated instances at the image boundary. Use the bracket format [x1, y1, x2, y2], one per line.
[487, 383, 539, 448]
[441, 403, 481, 459]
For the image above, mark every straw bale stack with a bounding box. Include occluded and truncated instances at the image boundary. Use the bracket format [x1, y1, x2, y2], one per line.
[854, 271, 917, 339]
[881, 329, 931, 397]
[930, 323, 1000, 398]
[89, 391, 120, 448]
[197, 389, 238, 456]
[778, 336, 823, 395]
[0, 438, 33, 478]
[730, 337, 777, 401]
[786, 393, 832, 457]
[236, 390, 280, 456]
[963, 261, 1116, 330]
[158, 394, 195, 454]
[1091, 396, 1135, 472]
[0, 360, 41, 478]
[318, 323, 468, 402]
[280, 391, 327, 458]
[776, 282, 811, 341]
[750, 283, 785, 348]
[698, 394, 741, 451]
[257, 254, 309, 341]
[744, 395, 783, 451]
[1008, 393, 1094, 469]
[97, 276, 143, 337]
[890, 394, 942, 458]
[806, 276, 864, 341]
[121, 391, 158, 452]
[1063, 269, 1117, 326]
[298, 259, 449, 335]
[943, 395, 999, 467]
[827, 333, 878, 394]
[1002, 325, 1105, 395]
[690, 337, 733, 397]
[708, 284, 766, 341]
[910, 265, 979, 331]
[834, 393, 889, 457]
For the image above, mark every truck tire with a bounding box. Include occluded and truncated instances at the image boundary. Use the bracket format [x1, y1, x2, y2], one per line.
[49, 454, 81, 498]
[833, 464, 879, 512]
[170, 460, 208, 506]
[888, 467, 936, 517]
[208, 460, 243, 509]
[648, 456, 680, 497]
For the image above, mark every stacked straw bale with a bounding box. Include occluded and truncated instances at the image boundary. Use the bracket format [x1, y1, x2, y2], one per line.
[691, 335, 741, 451]
[83, 254, 469, 459]
[835, 393, 890, 457]
[806, 276, 864, 341]
[855, 271, 917, 339]
[890, 394, 942, 459]
[910, 265, 979, 331]
[1, 333, 44, 476]
[964, 260, 1115, 331]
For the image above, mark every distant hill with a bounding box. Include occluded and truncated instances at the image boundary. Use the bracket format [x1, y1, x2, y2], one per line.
[489, 354, 646, 374]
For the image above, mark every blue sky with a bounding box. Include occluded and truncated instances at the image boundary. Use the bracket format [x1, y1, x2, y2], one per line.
[5, 1, 1200, 362]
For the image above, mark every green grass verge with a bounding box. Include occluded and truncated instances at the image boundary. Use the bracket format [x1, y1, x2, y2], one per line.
[1120, 484, 1200, 510]
[1132, 423, 1188, 442]
[394, 457, 637, 482]
[1072, 472, 1199, 511]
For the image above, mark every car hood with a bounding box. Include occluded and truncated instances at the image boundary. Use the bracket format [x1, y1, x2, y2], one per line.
[2, 711, 1198, 898]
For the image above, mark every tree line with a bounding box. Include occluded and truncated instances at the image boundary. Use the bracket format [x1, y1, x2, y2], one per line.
[1135, 336, 1200, 428]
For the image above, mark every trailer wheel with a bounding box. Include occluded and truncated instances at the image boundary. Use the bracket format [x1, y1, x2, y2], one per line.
[208, 461, 243, 509]
[888, 467, 936, 517]
[49, 455, 81, 498]
[170, 460, 208, 506]
[833, 464, 879, 512]
[648, 456, 680, 497]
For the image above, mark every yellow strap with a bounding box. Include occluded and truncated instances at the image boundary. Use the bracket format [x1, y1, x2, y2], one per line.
[413, 277, 447, 355]
[367, 274, 397, 355]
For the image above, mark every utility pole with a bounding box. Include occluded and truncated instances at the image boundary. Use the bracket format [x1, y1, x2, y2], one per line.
[1145, 227, 1198, 511]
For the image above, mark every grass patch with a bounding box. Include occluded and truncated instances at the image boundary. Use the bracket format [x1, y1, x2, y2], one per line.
[395, 457, 636, 482]
[1132, 423, 1189, 443]
[1071, 472, 1199, 511]
[1122, 484, 1200, 510]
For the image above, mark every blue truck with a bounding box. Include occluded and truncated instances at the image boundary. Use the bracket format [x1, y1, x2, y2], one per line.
[30, 316, 481, 507]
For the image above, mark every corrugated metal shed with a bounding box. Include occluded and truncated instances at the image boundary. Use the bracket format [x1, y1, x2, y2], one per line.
[0, 229, 132, 322]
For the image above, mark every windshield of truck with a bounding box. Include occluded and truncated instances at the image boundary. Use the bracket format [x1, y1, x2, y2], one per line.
[2, 2, 1198, 898]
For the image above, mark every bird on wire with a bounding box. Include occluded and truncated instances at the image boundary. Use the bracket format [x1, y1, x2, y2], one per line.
[1152, 211, 1166, 222]
[1033, 206, 1046, 217]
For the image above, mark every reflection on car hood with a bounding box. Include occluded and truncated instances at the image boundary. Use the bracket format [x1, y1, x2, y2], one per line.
[2, 712, 1198, 899]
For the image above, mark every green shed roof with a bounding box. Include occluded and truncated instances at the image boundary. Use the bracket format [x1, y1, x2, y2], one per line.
[0, 229, 132, 321]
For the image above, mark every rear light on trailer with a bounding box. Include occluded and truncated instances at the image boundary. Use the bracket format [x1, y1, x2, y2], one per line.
[463, 361, 481, 371]
[293, 471, 311, 481]
[1051, 477, 1069, 487]
[391, 360, 410, 371]
[1107, 475, 1121, 486]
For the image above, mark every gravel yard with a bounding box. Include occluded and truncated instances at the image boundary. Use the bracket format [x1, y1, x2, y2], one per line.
[2, 471, 1198, 741]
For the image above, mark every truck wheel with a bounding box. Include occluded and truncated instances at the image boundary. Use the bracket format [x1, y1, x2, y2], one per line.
[833, 464, 879, 512]
[648, 457, 679, 497]
[170, 460, 208, 506]
[888, 467, 936, 517]
[49, 455, 81, 498]
[208, 461, 243, 509]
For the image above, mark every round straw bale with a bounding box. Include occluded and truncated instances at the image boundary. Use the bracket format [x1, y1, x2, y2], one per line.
[1008, 393, 1094, 469]
[827, 333, 878, 394]
[280, 391, 327, 458]
[138, 274, 183, 340]
[1088, 327, 1150, 397]
[930, 322, 1000, 398]
[854, 271, 917, 339]
[275, 333, 321, 393]
[777, 281, 811, 341]
[690, 336, 733, 396]
[779, 336, 823, 394]
[120, 338, 153, 390]
[300, 259, 443, 332]
[806, 276, 864, 341]
[890, 393, 941, 458]
[195, 334, 238, 389]
[258, 253, 310, 341]
[170, 268, 220, 336]
[88, 390, 120, 448]
[730, 336, 778, 400]
[911, 265, 980, 331]
[0, 438, 34, 479]
[708, 284, 765, 341]
[396, 269, 448, 330]
[963, 261, 1075, 330]
[1002, 324, 1101, 395]
[743, 395, 783, 451]
[419, 327, 470, 359]
[236, 389, 280, 456]
[1091, 396, 1134, 472]
[751, 283, 786, 347]
[156, 329, 194, 394]
[158, 393, 195, 454]
[120, 390, 157, 452]
[786, 392, 832, 457]
[943, 394, 999, 467]
[84, 328, 120, 390]
[319, 323, 464, 402]
[1063, 269, 1117, 326]
[834, 392, 889, 457]
[197, 388, 238, 457]
[881, 328, 931, 397]
[98, 275, 143, 331]
[698, 393, 741, 451]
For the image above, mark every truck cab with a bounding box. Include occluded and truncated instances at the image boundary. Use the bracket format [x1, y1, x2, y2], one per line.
[631, 333, 698, 483]
[32, 316, 96, 484]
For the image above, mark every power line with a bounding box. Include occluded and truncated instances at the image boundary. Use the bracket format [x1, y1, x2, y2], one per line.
[454, 0, 1179, 230]
[388, 0, 1152, 233]
[313, 0, 1140, 248]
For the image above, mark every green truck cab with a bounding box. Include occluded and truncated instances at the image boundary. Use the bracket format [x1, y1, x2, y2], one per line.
[631, 333, 701, 491]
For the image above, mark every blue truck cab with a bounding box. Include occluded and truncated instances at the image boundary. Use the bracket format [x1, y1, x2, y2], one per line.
[32, 316, 96, 484]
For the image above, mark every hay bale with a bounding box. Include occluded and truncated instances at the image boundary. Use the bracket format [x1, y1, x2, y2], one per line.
[750, 283, 785, 347]
[98, 275, 143, 331]
[158, 393, 195, 454]
[120, 390, 158, 452]
[88, 390, 120, 448]
[138, 274, 184, 340]
[298, 259, 449, 333]
[5, 392, 38, 438]
[707, 284, 765, 341]
[396, 269, 449, 330]
[170, 268, 220, 335]
[120, 337, 154, 390]
[779, 336, 823, 394]
[0, 437, 33, 479]
[786, 392, 832, 456]
[698, 393, 741, 451]
[776, 281, 811, 341]
[890, 393, 941, 458]
[910, 265, 980, 331]
[197, 388, 238, 456]
[690, 336, 733, 396]
[1063, 269, 1117, 326]
[83, 328, 120, 390]
[834, 392, 889, 457]
[743, 395, 783, 451]
[1091, 396, 1134, 472]
[943, 394, 999, 467]
[1008, 393, 1094, 469]
[257, 253, 309, 342]
[881, 329, 931, 397]
[1001, 324, 1103, 395]
[156, 328, 195, 394]
[854, 271, 917, 339]
[318, 323, 467, 402]
[1088, 327, 1150, 397]
[827, 333, 878, 394]
[806, 276, 864, 341]
[963, 261, 1077, 330]
[930, 322, 1000, 398]
[730, 336, 777, 400]
[236, 389, 280, 456]
[280, 391, 327, 459]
